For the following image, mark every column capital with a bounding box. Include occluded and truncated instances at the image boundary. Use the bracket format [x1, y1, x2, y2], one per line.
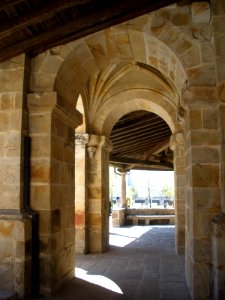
[75, 133, 89, 146]
[116, 168, 128, 175]
[87, 134, 113, 152]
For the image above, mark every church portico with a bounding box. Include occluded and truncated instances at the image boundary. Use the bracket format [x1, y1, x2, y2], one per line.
[0, 2, 225, 299]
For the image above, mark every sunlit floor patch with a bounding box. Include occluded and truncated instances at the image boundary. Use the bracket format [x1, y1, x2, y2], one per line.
[109, 217, 152, 247]
[75, 267, 123, 294]
[109, 233, 136, 247]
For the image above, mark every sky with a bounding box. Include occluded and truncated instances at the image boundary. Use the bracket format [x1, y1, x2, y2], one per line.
[110, 167, 174, 199]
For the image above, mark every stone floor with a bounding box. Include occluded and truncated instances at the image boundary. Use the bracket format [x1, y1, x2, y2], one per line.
[50, 220, 191, 300]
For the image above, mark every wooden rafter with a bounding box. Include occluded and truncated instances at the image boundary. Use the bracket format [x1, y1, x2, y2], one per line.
[0, 1, 86, 41]
[0, 0, 179, 62]
[110, 123, 170, 142]
[109, 156, 173, 169]
[112, 132, 170, 151]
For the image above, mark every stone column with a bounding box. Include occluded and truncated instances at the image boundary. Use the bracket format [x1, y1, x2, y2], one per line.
[170, 132, 185, 255]
[75, 133, 89, 254]
[28, 92, 82, 296]
[120, 170, 127, 208]
[182, 86, 221, 299]
[0, 54, 32, 299]
[87, 134, 112, 253]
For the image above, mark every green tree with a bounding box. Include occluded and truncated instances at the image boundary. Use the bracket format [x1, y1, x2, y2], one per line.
[128, 186, 137, 206]
[161, 185, 174, 199]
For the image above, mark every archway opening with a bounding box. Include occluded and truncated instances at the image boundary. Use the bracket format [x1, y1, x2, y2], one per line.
[109, 110, 175, 232]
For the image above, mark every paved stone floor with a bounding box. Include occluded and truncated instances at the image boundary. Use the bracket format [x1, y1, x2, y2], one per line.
[51, 220, 191, 300]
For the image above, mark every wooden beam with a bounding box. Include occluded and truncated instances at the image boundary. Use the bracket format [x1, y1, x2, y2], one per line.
[110, 124, 170, 142]
[109, 155, 173, 169]
[0, 0, 177, 62]
[111, 128, 171, 148]
[113, 113, 159, 130]
[145, 137, 171, 157]
[112, 115, 162, 133]
[0, 0, 91, 41]
[112, 136, 168, 154]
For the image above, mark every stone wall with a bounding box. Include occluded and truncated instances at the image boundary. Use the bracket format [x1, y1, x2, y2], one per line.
[28, 92, 77, 295]
[211, 1, 225, 298]
[183, 85, 221, 299]
[0, 54, 32, 299]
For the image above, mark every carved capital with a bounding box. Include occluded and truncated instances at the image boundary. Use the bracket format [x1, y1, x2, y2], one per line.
[87, 146, 97, 158]
[75, 133, 89, 146]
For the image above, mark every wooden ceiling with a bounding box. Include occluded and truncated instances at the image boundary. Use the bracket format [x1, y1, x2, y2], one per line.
[109, 111, 173, 171]
[0, 0, 203, 63]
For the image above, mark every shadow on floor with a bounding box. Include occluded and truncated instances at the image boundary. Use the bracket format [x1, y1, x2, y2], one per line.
[47, 224, 190, 300]
[50, 276, 128, 300]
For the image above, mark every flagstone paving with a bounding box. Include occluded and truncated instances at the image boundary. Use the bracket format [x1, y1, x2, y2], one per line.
[51, 222, 191, 300]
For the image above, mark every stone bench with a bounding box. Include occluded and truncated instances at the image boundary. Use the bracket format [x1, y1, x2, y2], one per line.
[126, 214, 175, 225]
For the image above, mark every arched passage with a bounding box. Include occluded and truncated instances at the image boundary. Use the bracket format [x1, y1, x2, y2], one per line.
[28, 6, 218, 298]
[28, 13, 188, 293]
[0, 3, 223, 299]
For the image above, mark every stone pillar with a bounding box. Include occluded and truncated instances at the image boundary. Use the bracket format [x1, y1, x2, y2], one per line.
[211, 2, 225, 298]
[170, 132, 185, 255]
[87, 134, 112, 253]
[182, 86, 221, 299]
[28, 92, 82, 296]
[75, 133, 89, 254]
[120, 171, 127, 208]
[0, 54, 32, 299]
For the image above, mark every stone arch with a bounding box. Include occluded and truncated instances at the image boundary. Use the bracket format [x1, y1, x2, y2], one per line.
[29, 8, 212, 114]
[93, 89, 177, 137]
[28, 3, 207, 269]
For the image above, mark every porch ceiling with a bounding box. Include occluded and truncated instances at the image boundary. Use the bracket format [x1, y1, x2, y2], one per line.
[109, 110, 173, 171]
[0, 0, 205, 63]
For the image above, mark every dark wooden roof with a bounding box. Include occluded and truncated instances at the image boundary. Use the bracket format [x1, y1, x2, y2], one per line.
[110, 111, 173, 171]
[0, 0, 201, 63]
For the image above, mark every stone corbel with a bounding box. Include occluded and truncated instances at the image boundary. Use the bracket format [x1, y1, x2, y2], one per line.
[177, 104, 187, 123]
[87, 146, 97, 158]
[86, 134, 102, 159]
[170, 132, 184, 151]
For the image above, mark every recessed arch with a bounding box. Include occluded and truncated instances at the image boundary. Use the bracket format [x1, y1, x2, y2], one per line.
[29, 11, 198, 110]
[92, 89, 177, 137]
